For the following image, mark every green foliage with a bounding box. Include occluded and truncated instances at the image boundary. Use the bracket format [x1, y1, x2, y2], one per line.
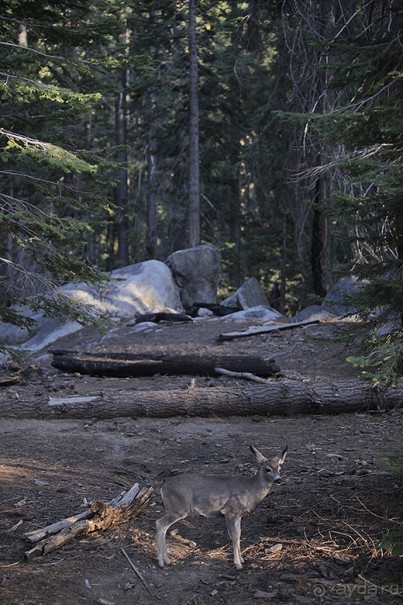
[0, 0, 114, 329]
[274, 1, 403, 381]
[1, 0, 401, 373]
[347, 340, 402, 387]
[379, 530, 403, 556]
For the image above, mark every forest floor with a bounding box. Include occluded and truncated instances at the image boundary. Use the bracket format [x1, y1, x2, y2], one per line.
[0, 316, 402, 605]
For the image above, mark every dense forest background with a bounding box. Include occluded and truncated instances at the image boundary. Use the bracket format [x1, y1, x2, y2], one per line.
[0, 1, 402, 378]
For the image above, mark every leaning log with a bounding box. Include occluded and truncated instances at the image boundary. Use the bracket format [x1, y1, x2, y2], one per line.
[1, 379, 401, 420]
[24, 482, 154, 560]
[50, 350, 281, 378]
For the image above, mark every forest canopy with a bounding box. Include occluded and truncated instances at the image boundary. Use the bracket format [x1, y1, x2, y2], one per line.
[0, 1, 402, 380]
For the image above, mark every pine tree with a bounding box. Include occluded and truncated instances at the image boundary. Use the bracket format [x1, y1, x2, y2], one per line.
[275, 0, 402, 381]
[0, 0, 114, 329]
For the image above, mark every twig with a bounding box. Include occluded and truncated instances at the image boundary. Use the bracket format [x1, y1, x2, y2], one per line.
[358, 574, 403, 598]
[120, 548, 160, 600]
[354, 495, 398, 523]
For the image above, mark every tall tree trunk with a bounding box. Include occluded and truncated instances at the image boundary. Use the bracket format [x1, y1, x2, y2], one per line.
[115, 68, 129, 266]
[187, 0, 200, 247]
[146, 139, 158, 259]
[228, 105, 241, 284]
[310, 0, 335, 296]
[228, 12, 242, 285]
[280, 213, 287, 312]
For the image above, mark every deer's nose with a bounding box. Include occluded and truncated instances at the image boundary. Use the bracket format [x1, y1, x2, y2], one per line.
[274, 477, 282, 484]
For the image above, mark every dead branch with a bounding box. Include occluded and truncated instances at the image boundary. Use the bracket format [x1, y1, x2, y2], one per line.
[214, 367, 274, 384]
[121, 547, 160, 600]
[24, 482, 154, 561]
[218, 319, 320, 341]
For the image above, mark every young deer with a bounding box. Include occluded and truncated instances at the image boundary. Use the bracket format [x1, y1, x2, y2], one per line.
[156, 444, 287, 570]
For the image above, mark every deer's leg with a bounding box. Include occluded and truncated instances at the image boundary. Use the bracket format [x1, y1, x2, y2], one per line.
[156, 513, 186, 567]
[226, 514, 243, 570]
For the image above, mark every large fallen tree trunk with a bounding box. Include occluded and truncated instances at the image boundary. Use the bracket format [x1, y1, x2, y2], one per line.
[50, 350, 280, 378]
[1, 379, 401, 419]
[24, 482, 154, 560]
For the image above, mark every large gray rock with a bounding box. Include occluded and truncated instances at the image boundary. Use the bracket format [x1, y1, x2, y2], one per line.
[291, 305, 336, 323]
[323, 276, 368, 316]
[165, 244, 221, 310]
[63, 260, 183, 319]
[0, 307, 58, 347]
[222, 277, 271, 310]
[0, 321, 30, 345]
[224, 305, 283, 321]
[0, 260, 183, 351]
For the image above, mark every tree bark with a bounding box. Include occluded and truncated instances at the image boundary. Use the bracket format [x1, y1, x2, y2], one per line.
[50, 350, 280, 378]
[115, 13, 131, 267]
[188, 0, 200, 247]
[228, 9, 242, 284]
[310, 0, 335, 297]
[115, 68, 130, 266]
[1, 380, 401, 420]
[146, 139, 158, 259]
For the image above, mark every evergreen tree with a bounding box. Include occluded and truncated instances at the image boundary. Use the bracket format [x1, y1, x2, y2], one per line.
[0, 0, 114, 328]
[276, 0, 402, 381]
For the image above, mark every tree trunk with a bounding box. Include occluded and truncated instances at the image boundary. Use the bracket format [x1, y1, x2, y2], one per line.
[115, 67, 130, 266]
[310, 0, 335, 297]
[228, 63, 242, 285]
[280, 213, 287, 313]
[146, 139, 158, 259]
[311, 202, 331, 298]
[188, 0, 200, 247]
[1, 380, 401, 420]
[50, 350, 280, 378]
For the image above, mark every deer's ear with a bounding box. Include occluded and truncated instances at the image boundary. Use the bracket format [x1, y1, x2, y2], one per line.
[276, 445, 288, 465]
[250, 444, 267, 464]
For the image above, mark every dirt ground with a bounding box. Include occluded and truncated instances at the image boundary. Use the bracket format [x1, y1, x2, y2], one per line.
[0, 317, 402, 605]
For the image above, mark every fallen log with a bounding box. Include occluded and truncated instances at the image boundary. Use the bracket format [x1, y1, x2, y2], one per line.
[1, 379, 401, 420]
[24, 482, 154, 560]
[218, 319, 320, 341]
[50, 350, 281, 378]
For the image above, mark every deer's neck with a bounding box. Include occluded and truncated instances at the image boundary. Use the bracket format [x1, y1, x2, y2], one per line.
[253, 469, 274, 499]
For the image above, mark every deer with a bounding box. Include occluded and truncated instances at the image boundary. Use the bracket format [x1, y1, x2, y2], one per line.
[156, 444, 287, 570]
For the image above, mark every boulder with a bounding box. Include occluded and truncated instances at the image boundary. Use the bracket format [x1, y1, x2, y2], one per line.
[222, 277, 271, 309]
[291, 305, 336, 323]
[224, 305, 283, 321]
[323, 276, 368, 316]
[20, 319, 83, 352]
[165, 244, 221, 311]
[63, 260, 183, 319]
[0, 260, 183, 351]
[0, 320, 30, 345]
